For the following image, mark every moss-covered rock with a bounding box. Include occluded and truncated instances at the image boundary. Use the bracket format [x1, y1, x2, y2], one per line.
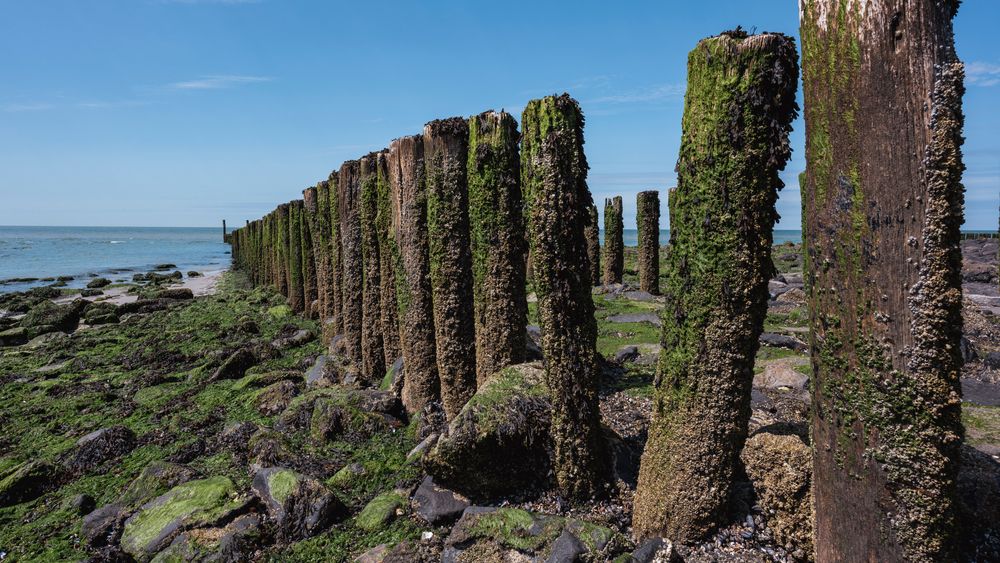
[19, 299, 85, 334]
[149, 513, 264, 563]
[251, 467, 347, 541]
[0, 326, 29, 347]
[355, 490, 406, 531]
[120, 476, 249, 560]
[119, 461, 199, 510]
[423, 362, 553, 499]
[0, 460, 58, 507]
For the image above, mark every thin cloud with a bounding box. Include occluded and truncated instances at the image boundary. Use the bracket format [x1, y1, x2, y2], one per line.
[588, 83, 686, 104]
[966, 61, 1000, 87]
[169, 75, 273, 90]
[3, 102, 54, 112]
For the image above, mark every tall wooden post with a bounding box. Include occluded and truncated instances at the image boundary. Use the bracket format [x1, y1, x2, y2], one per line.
[425, 117, 477, 419]
[585, 203, 601, 286]
[602, 196, 623, 285]
[636, 190, 660, 295]
[633, 31, 799, 542]
[801, 2, 966, 560]
[339, 161, 363, 366]
[522, 94, 608, 500]
[360, 153, 387, 384]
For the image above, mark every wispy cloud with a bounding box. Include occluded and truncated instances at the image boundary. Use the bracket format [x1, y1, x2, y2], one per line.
[587, 83, 686, 104]
[2, 102, 55, 112]
[169, 75, 272, 90]
[967, 61, 1000, 87]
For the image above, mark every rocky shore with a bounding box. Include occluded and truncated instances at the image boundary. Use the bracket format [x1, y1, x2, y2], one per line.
[0, 243, 997, 562]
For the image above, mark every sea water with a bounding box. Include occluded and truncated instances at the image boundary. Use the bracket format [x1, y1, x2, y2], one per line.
[614, 229, 803, 246]
[0, 226, 231, 293]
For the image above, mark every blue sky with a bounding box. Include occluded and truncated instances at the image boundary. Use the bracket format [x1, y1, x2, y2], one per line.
[1, 0, 997, 229]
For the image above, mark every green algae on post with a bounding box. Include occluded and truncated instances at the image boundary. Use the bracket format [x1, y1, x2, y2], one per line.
[424, 117, 477, 420]
[585, 203, 601, 286]
[338, 160, 364, 366]
[632, 30, 799, 542]
[287, 200, 306, 314]
[376, 152, 402, 369]
[521, 94, 609, 500]
[801, 2, 966, 560]
[359, 153, 386, 384]
[467, 110, 527, 385]
[636, 190, 660, 295]
[387, 135, 440, 414]
[602, 196, 623, 285]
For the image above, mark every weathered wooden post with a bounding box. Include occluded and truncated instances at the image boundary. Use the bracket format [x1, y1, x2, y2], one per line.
[425, 117, 477, 419]
[387, 135, 440, 413]
[376, 152, 401, 370]
[602, 196, 623, 285]
[521, 94, 608, 500]
[287, 200, 305, 313]
[633, 30, 799, 542]
[339, 161, 363, 366]
[222, 219, 227, 242]
[585, 203, 601, 286]
[800, 3, 966, 560]
[327, 172, 343, 335]
[305, 183, 330, 319]
[275, 204, 290, 298]
[636, 190, 660, 295]
[359, 153, 387, 384]
[300, 195, 317, 315]
[468, 110, 527, 384]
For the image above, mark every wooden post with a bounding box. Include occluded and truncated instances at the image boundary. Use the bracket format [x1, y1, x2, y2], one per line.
[602, 196, 623, 285]
[388, 135, 440, 413]
[801, 2, 966, 560]
[359, 153, 387, 385]
[633, 31, 799, 542]
[521, 94, 608, 500]
[376, 152, 401, 371]
[585, 203, 601, 286]
[338, 161, 363, 366]
[636, 190, 660, 295]
[425, 117, 477, 419]
[468, 110, 527, 385]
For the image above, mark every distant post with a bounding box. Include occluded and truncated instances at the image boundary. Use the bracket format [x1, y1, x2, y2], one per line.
[222, 219, 227, 242]
[636, 190, 660, 295]
[602, 196, 623, 285]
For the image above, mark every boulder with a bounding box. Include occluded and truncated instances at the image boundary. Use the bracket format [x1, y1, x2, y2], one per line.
[65, 426, 136, 473]
[0, 460, 58, 507]
[411, 476, 469, 525]
[960, 336, 978, 364]
[149, 513, 264, 563]
[20, 299, 85, 334]
[81, 503, 127, 548]
[251, 467, 347, 541]
[154, 264, 177, 271]
[305, 354, 338, 388]
[753, 363, 809, 391]
[775, 287, 807, 305]
[119, 461, 198, 510]
[210, 348, 258, 381]
[630, 537, 679, 562]
[424, 363, 553, 499]
[0, 327, 28, 347]
[356, 490, 406, 531]
[983, 351, 1000, 370]
[256, 380, 300, 416]
[612, 345, 640, 364]
[758, 332, 808, 352]
[80, 288, 104, 297]
[546, 529, 587, 563]
[445, 506, 563, 558]
[741, 431, 813, 555]
[272, 328, 315, 350]
[187, 271, 203, 277]
[120, 476, 250, 560]
[87, 277, 112, 289]
[155, 288, 194, 300]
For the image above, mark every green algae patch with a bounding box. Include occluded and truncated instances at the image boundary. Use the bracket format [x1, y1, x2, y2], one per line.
[463, 507, 564, 552]
[266, 468, 299, 506]
[267, 304, 293, 319]
[355, 490, 405, 531]
[120, 476, 245, 558]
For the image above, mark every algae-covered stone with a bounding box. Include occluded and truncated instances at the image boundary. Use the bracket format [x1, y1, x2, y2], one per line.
[445, 506, 564, 556]
[424, 362, 553, 499]
[65, 425, 136, 474]
[120, 476, 249, 560]
[256, 379, 299, 416]
[0, 327, 28, 347]
[119, 461, 198, 510]
[251, 467, 347, 541]
[0, 460, 57, 507]
[149, 513, 264, 563]
[411, 475, 469, 525]
[19, 299, 84, 334]
[356, 490, 406, 531]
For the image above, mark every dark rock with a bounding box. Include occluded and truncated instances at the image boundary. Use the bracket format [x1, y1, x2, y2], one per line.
[119, 461, 198, 510]
[86, 312, 120, 325]
[186, 271, 202, 277]
[251, 467, 347, 541]
[81, 503, 126, 548]
[759, 332, 808, 352]
[256, 380, 300, 416]
[525, 325, 544, 361]
[65, 426, 136, 473]
[155, 288, 194, 300]
[117, 298, 171, 315]
[412, 476, 470, 525]
[546, 529, 587, 563]
[631, 537, 678, 562]
[424, 363, 553, 499]
[304, 354, 336, 388]
[211, 348, 258, 381]
[961, 336, 978, 364]
[218, 421, 259, 454]
[983, 351, 1000, 370]
[956, 445, 1000, 560]
[19, 299, 85, 334]
[0, 327, 28, 347]
[80, 288, 104, 297]
[152, 513, 265, 563]
[69, 493, 96, 515]
[606, 312, 662, 326]
[0, 460, 58, 507]
[272, 328, 315, 350]
[153, 264, 177, 271]
[613, 345, 640, 364]
[87, 278, 111, 289]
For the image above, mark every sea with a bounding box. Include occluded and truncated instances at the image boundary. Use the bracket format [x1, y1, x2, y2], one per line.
[0, 226, 231, 294]
[614, 229, 803, 246]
